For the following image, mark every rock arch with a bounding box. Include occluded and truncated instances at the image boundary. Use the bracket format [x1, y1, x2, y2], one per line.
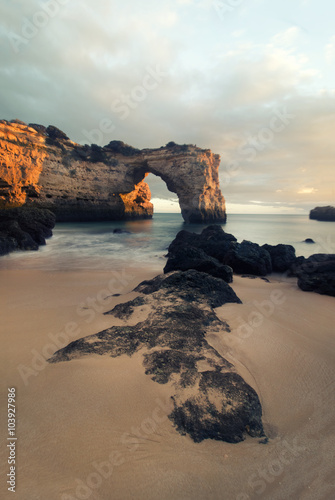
[0, 121, 227, 224]
[123, 144, 227, 223]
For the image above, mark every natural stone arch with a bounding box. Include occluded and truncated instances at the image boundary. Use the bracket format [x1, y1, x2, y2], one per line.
[126, 146, 227, 223]
[0, 122, 227, 224]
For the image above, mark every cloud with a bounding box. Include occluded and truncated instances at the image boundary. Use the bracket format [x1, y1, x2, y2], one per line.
[0, 0, 334, 214]
[297, 188, 318, 194]
[271, 27, 301, 48]
[325, 36, 335, 64]
[150, 198, 180, 213]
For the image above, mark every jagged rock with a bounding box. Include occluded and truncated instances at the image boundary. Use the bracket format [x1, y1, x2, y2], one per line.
[288, 256, 306, 277]
[134, 269, 242, 308]
[223, 240, 272, 276]
[46, 125, 70, 141]
[105, 296, 146, 319]
[29, 123, 47, 135]
[168, 225, 237, 261]
[310, 206, 335, 222]
[10, 119, 27, 125]
[170, 371, 264, 443]
[295, 254, 335, 296]
[0, 235, 17, 255]
[167, 226, 273, 276]
[262, 243, 296, 272]
[0, 219, 38, 252]
[164, 246, 233, 283]
[48, 270, 266, 444]
[0, 120, 226, 223]
[0, 207, 56, 255]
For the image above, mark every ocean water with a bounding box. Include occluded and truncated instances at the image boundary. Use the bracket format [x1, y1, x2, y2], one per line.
[0, 213, 334, 271]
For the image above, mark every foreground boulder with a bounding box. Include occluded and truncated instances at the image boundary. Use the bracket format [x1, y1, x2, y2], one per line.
[49, 270, 266, 444]
[134, 269, 241, 307]
[0, 207, 56, 256]
[170, 371, 264, 443]
[294, 254, 335, 296]
[168, 225, 237, 261]
[262, 243, 296, 272]
[223, 240, 272, 276]
[164, 246, 233, 283]
[168, 226, 272, 276]
[167, 225, 335, 296]
[310, 206, 335, 222]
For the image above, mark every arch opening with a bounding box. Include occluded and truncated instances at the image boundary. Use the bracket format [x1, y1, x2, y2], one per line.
[145, 173, 181, 215]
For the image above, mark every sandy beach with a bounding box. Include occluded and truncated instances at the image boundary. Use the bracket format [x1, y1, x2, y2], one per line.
[1, 266, 334, 500]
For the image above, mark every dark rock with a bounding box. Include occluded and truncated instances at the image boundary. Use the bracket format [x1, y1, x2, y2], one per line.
[164, 246, 233, 283]
[105, 296, 146, 319]
[0, 220, 38, 251]
[295, 254, 335, 296]
[143, 350, 199, 385]
[288, 256, 306, 277]
[223, 240, 272, 276]
[105, 140, 140, 157]
[46, 125, 69, 141]
[134, 270, 242, 308]
[167, 227, 274, 276]
[0, 207, 56, 256]
[113, 228, 131, 234]
[168, 225, 236, 262]
[0, 235, 17, 256]
[10, 119, 27, 125]
[310, 206, 335, 222]
[48, 268, 265, 444]
[15, 208, 55, 243]
[304, 238, 315, 244]
[169, 371, 265, 443]
[167, 229, 199, 253]
[262, 243, 296, 272]
[28, 123, 47, 135]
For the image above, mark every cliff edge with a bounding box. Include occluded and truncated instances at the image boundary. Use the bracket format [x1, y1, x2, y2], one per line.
[0, 120, 226, 224]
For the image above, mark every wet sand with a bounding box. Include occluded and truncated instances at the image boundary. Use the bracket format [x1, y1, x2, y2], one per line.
[1, 268, 334, 499]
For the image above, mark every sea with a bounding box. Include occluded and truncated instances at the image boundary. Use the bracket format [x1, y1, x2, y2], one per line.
[0, 213, 334, 272]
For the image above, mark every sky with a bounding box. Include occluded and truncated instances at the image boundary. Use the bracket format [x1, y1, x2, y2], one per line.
[1, 0, 335, 214]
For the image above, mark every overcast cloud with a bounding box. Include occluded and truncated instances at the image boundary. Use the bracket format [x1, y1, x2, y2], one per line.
[1, 0, 334, 213]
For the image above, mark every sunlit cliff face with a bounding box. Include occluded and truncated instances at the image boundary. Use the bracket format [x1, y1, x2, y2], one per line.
[0, 122, 46, 208]
[0, 121, 226, 223]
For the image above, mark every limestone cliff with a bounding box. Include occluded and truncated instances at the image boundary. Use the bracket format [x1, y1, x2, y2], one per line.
[0, 120, 227, 223]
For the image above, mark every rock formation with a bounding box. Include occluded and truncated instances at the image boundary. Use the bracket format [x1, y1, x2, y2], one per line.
[167, 225, 335, 297]
[293, 254, 335, 297]
[0, 207, 56, 256]
[49, 269, 266, 444]
[167, 225, 273, 276]
[310, 206, 335, 222]
[0, 120, 227, 224]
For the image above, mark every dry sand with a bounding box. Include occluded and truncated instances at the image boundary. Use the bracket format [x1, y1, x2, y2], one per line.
[1, 267, 334, 500]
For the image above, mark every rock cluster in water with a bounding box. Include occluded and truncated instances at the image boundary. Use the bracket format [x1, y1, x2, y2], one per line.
[165, 225, 335, 297]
